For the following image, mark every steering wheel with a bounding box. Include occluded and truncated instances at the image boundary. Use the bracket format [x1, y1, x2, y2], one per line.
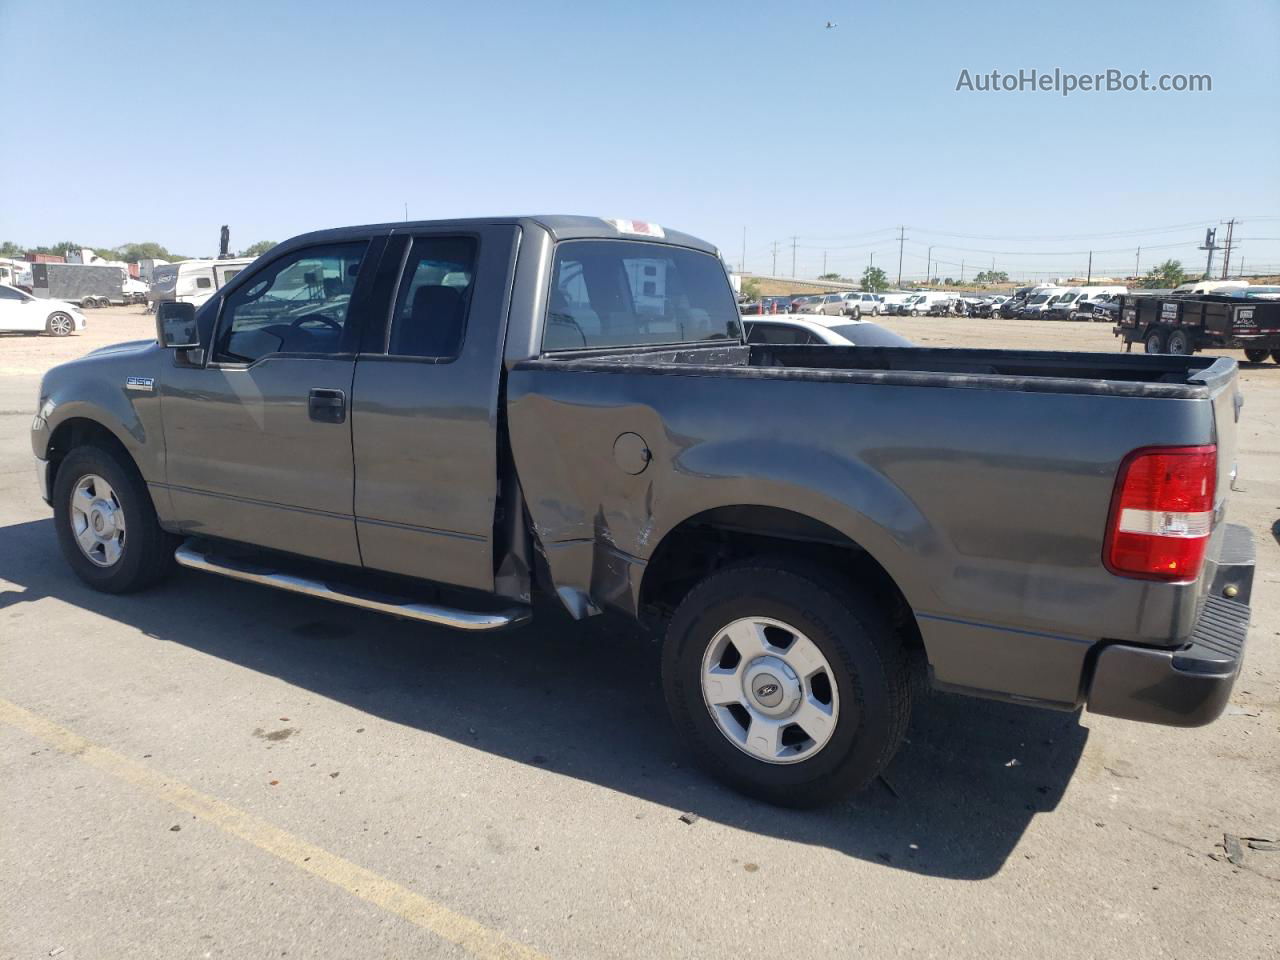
[289, 312, 342, 332]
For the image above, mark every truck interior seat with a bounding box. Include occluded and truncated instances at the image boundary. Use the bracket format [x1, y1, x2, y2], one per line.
[398, 284, 465, 357]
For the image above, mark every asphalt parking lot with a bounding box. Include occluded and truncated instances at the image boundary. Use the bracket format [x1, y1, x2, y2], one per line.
[2, 307, 1277, 959]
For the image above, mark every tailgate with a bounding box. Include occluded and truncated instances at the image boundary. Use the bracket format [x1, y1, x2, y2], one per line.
[1197, 358, 1242, 519]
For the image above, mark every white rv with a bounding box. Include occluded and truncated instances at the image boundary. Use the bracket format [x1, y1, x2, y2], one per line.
[148, 258, 256, 309]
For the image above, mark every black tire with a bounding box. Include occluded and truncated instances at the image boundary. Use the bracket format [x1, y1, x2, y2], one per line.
[1271, 350, 1280, 364]
[661, 561, 913, 807]
[46, 312, 74, 337]
[1244, 348, 1269, 363]
[850, 306, 861, 320]
[53, 445, 178, 593]
[1144, 329, 1166, 354]
[1165, 329, 1193, 355]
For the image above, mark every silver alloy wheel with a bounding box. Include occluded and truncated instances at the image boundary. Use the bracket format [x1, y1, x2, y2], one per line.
[700, 616, 840, 764]
[48, 313, 73, 336]
[70, 473, 126, 567]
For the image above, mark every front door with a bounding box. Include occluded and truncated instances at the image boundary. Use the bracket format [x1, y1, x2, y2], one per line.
[160, 239, 382, 565]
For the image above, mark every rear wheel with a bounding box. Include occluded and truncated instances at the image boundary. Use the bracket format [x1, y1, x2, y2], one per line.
[850, 306, 861, 320]
[1271, 350, 1280, 364]
[1244, 348, 1269, 363]
[661, 561, 912, 807]
[46, 312, 74, 336]
[53, 445, 178, 593]
[1165, 329, 1193, 355]
[1144, 329, 1166, 354]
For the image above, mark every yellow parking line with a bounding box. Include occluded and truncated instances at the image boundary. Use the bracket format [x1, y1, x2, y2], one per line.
[0, 697, 548, 960]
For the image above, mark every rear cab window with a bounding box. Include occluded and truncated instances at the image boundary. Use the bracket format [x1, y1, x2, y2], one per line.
[543, 240, 741, 351]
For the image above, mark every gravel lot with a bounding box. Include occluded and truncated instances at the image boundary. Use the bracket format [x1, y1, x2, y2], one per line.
[2, 306, 1277, 959]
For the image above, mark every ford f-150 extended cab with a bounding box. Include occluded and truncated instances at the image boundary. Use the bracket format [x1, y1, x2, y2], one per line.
[32, 216, 1256, 806]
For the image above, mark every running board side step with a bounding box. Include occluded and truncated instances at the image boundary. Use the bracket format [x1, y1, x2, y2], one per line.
[174, 542, 530, 631]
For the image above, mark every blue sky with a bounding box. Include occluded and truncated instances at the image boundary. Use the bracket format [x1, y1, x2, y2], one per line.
[1, 0, 1277, 280]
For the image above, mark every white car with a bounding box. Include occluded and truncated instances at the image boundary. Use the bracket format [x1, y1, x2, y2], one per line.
[744, 314, 914, 347]
[0, 283, 86, 336]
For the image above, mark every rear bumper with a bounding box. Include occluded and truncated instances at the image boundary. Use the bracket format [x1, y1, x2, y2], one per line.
[1087, 523, 1255, 727]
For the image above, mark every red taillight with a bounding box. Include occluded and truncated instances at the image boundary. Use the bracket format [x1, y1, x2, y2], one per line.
[1104, 445, 1217, 581]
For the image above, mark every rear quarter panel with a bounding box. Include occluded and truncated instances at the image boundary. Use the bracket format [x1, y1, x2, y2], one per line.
[507, 364, 1221, 702]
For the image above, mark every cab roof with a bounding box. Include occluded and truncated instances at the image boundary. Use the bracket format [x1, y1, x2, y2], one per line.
[279, 216, 720, 256]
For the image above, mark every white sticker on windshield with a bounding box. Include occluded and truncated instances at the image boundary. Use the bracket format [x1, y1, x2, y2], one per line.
[605, 218, 665, 239]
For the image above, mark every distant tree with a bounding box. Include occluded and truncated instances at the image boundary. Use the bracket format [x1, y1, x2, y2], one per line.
[943, 277, 955, 286]
[239, 240, 277, 258]
[740, 278, 762, 301]
[0, 240, 22, 258]
[817, 271, 848, 282]
[1141, 259, 1186, 289]
[973, 270, 1009, 284]
[860, 266, 889, 292]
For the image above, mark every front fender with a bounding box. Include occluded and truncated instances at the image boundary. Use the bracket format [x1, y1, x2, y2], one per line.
[33, 344, 168, 503]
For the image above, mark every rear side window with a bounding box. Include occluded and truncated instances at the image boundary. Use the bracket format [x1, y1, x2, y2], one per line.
[544, 240, 741, 351]
[388, 237, 477, 358]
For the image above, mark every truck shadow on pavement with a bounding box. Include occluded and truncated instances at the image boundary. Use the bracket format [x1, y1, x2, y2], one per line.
[0, 517, 1087, 881]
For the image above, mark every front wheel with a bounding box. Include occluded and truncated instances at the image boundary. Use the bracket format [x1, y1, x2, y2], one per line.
[661, 562, 912, 807]
[910, 308, 920, 316]
[1244, 348, 1269, 363]
[1144, 329, 1166, 354]
[850, 306, 861, 320]
[46, 312, 74, 336]
[53, 445, 178, 593]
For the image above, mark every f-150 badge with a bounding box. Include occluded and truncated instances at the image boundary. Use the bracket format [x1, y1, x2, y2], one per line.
[125, 376, 155, 392]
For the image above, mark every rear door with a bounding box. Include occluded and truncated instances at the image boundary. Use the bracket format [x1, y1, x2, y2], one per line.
[350, 224, 520, 590]
[0, 285, 43, 330]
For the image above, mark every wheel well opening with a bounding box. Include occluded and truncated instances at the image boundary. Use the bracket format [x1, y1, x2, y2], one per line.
[640, 505, 921, 650]
[46, 419, 136, 493]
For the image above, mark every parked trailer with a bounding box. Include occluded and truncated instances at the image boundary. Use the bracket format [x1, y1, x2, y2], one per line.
[31, 262, 126, 308]
[1113, 293, 1280, 361]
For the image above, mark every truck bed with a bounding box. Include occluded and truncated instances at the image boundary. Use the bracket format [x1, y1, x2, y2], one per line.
[518, 343, 1236, 400]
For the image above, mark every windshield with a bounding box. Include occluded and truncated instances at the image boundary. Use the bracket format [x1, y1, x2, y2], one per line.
[827, 323, 914, 347]
[544, 240, 741, 351]
[1029, 294, 1051, 304]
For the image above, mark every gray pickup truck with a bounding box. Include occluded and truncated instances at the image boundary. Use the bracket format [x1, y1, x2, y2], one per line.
[32, 216, 1256, 806]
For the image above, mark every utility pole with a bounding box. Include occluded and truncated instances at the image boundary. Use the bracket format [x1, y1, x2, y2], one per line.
[741, 226, 747, 274]
[896, 226, 906, 287]
[1220, 218, 1236, 279]
[1086, 250, 1093, 284]
[1198, 227, 1218, 279]
[404, 202, 408, 222]
[1135, 246, 1141, 278]
[926, 245, 934, 284]
[790, 236, 798, 278]
[771, 241, 779, 275]
[822, 250, 827, 276]
[960, 259, 965, 284]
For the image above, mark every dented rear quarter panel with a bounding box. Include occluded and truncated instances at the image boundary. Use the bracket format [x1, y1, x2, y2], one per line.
[505, 359, 1225, 704]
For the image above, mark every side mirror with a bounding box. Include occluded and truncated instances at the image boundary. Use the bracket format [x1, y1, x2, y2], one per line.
[155, 301, 199, 350]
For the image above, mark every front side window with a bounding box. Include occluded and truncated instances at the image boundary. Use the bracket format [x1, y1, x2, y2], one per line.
[747, 323, 815, 345]
[544, 240, 741, 351]
[214, 242, 366, 363]
[0, 285, 26, 301]
[387, 237, 477, 358]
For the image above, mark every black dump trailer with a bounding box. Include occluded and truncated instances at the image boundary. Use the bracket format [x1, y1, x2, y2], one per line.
[31, 262, 126, 308]
[1113, 293, 1280, 362]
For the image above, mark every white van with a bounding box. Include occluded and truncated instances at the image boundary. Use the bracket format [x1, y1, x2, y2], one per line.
[902, 292, 951, 316]
[148, 257, 256, 309]
[1019, 286, 1068, 319]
